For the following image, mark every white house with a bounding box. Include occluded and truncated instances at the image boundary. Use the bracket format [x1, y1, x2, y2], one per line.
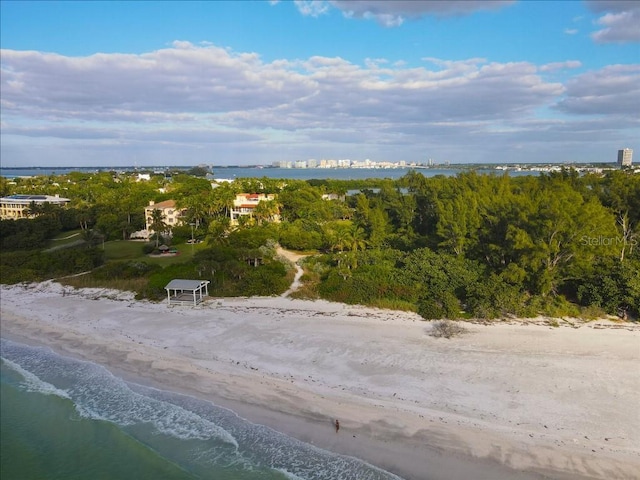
[230, 193, 278, 225]
[0, 194, 71, 220]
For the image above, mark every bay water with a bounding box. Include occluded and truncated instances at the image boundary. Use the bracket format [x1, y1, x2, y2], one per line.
[0, 166, 517, 181]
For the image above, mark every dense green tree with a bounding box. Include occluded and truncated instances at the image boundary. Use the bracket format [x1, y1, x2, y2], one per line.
[226, 223, 279, 249]
[346, 225, 367, 253]
[401, 248, 481, 313]
[2, 167, 638, 319]
[466, 273, 532, 319]
[179, 193, 209, 229]
[186, 166, 210, 177]
[95, 213, 120, 241]
[1, 246, 103, 283]
[236, 177, 286, 195]
[524, 183, 616, 295]
[253, 199, 281, 225]
[380, 183, 415, 236]
[206, 217, 231, 245]
[577, 258, 640, 317]
[435, 192, 481, 256]
[208, 183, 239, 219]
[279, 221, 323, 251]
[22, 201, 43, 217]
[279, 185, 327, 222]
[323, 220, 353, 252]
[1, 215, 62, 250]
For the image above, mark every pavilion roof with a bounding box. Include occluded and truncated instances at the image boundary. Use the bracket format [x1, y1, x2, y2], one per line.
[165, 279, 210, 290]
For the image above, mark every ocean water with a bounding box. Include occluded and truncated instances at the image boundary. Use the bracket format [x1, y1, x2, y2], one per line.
[0, 339, 403, 480]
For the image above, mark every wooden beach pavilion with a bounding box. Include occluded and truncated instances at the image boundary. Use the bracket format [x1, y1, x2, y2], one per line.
[164, 279, 210, 306]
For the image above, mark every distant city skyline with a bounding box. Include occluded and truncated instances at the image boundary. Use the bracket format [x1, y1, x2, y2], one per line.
[1, 0, 638, 167]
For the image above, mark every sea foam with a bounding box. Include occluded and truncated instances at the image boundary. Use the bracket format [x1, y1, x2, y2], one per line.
[1, 356, 71, 400]
[0, 339, 238, 448]
[1, 338, 404, 480]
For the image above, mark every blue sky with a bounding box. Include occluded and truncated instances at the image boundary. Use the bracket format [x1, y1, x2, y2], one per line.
[1, 0, 638, 166]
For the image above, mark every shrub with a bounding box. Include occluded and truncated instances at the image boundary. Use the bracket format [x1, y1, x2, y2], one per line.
[466, 274, 531, 319]
[0, 246, 104, 284]
[579, 304, 607, 320]
[428, 320, 467, 339]
[417, 291, 461, 319]
[279, 222, 323, 251]
[93, 261, 160, 280]
[142, 243, 155, 254]
[242, 261, 290, 296]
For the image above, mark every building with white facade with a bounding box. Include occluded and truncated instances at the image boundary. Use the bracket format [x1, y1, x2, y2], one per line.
[0, 194, 71, 220]
[618, 148, 633, 167]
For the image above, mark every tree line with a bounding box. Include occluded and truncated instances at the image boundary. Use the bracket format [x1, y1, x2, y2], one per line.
[1, 169, 638, 319]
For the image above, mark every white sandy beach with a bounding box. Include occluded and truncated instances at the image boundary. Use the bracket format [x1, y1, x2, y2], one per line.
[1, 281, 639, 480]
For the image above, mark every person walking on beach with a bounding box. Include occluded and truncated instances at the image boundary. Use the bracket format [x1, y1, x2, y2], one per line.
[335, 419, 340, 433]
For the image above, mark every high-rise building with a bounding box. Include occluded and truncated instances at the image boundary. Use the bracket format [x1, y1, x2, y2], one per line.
[618, 148, 633, 167]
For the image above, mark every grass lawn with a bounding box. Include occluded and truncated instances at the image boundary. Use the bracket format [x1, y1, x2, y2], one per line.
[104, 240, 208, 265]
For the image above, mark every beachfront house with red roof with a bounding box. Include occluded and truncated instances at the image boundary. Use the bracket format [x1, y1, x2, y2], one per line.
[229, 193, 279, 226]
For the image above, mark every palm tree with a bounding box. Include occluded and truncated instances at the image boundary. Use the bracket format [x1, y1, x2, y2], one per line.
[22, 201, 41, 218]
[39, 201, 60, 220]
[343, 226, 367, 269]
[207, 217, 230, 245]
[236, 214, 255, 229]
[209, 183, 238, 220]
[323, 222, 350, 253]
[253, 199, 281, 225]
[347, 225, 367, 253]
[180, 193, 208, 229]
[149, 209, 167, 248]
[82, 228, 104, 248]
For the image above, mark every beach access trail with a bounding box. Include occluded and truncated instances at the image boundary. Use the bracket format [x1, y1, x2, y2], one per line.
[1, 281, 639, 480]
[276, 246, 308, 297]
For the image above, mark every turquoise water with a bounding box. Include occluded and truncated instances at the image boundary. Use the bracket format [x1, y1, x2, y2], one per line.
[1, 339, 403, 480]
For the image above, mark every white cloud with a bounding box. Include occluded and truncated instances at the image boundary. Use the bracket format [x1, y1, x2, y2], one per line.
[294, 0, 330, 17]
[586, 0, 640, 43]
[539, 60, 582, 72]
[564, 28, 578, 35]
[0, 42, 637, 165]
[0, 43, 315, 118]
[1, 125, 120, 140]
[293, 1, 514, 26]
[555, 64, 640, 115]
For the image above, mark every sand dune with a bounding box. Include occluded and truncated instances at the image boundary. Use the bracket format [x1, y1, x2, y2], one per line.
[1, 281, 639, 480]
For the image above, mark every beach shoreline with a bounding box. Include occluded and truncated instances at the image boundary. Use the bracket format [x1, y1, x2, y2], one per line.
[1, 281, 639, 480]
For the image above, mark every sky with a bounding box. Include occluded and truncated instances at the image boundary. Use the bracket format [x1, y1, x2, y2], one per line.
[0, 0, 638, 167]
